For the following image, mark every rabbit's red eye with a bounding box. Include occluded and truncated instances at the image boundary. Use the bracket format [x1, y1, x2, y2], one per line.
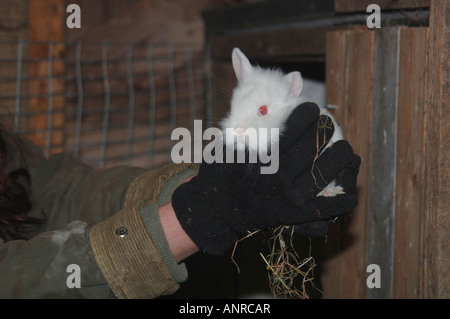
[258, 105, 268, 116]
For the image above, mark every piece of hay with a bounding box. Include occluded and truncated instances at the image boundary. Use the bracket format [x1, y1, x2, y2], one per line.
[231, 226, 321, 299]
[261, 226, 321, 299]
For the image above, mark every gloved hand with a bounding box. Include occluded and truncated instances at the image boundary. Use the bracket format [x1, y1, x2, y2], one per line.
[282, 150, 360, 237]
[171, 103, 360, 255]
[272, 102, 361, 237]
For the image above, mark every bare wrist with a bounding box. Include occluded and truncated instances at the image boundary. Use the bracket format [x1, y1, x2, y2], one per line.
[158, 197, 199, 263]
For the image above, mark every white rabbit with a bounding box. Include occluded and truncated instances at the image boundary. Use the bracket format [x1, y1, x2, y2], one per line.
[220, 48, 344, 197]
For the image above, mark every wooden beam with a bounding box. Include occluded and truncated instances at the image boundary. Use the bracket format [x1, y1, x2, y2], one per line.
[367, 26, 401, 299]
[210, 19, 378, 62]
[322, 29, 348, 297]
[421, 0, 449, 299]
[322, 29, 374, 298]
[66, 0, 209, 57]
[394, 26, 428, 299]
[334, 0, 430, 12]
[210, 27, 330, 61]
[339, 29, 374, 299]
[203, 0, 335, 34]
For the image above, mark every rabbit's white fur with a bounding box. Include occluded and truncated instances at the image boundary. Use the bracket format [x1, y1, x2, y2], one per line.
[221, 48, 344, 197]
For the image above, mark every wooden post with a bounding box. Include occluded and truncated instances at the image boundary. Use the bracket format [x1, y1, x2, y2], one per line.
[394, 27, 428, 299]
[28, 0, 65, 155]
[367, 26, 401, 299]
[421, 0, 449, 299]
[322, 30, 348, 297]
[322, 29, 374, 298]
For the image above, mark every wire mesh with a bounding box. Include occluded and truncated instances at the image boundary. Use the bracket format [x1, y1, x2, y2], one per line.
[0, 40, 206, 169]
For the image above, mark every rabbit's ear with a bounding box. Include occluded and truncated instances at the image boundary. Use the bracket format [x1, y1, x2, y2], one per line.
[232, 48, 253, 82]
[285, 71, 303, 97]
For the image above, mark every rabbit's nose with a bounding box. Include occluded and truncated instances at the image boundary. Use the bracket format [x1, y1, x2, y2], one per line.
[234, 127, 245, 135]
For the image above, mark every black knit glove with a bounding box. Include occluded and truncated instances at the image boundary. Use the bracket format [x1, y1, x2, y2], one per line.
[282, 150, 360, 237]
[172, 103, 360, 255]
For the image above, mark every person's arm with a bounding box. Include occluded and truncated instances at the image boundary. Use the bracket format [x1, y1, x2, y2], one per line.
[2, 124, 200, 298]
[158, 201, 199, 263]
[158, 175, 199, 263]
[89, 163, 200, 299]
[0, 220, 115, 298]
[0, 141, 199, 299]
[0, 199, 199, 298]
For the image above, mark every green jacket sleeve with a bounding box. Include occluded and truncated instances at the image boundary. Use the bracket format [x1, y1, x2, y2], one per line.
[89, 162, 199, 299]
[0, 133, 198, 298]
[0, 220, 113, 298]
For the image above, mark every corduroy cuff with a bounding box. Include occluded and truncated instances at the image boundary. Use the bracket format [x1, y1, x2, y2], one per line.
[89, 163, 198, 299]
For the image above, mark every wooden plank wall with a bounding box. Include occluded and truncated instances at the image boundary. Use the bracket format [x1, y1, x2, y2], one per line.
[394, 27, 428, 299]
[368, 27, 400, 299]
[422, 0, 449, 298]
[322, 29, 374, 299]
[322, 0, 448, 298]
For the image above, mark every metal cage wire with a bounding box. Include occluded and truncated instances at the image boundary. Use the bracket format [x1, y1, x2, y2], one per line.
[0, 40, 207, 169]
